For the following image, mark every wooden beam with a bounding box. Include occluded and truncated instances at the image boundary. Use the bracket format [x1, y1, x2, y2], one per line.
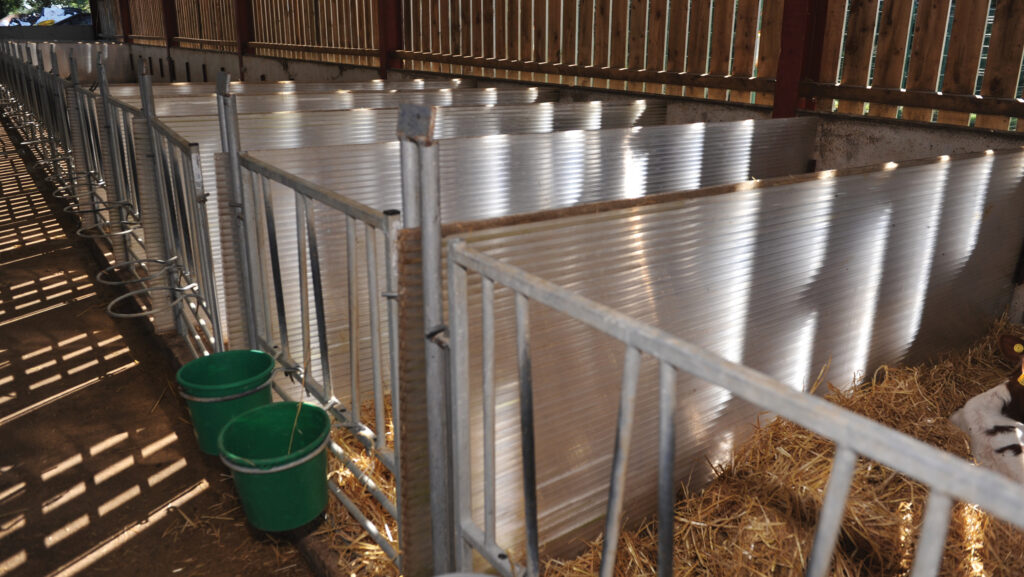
[801, 82, 1024, 118]
[117, 0, 132, 43]
[89, 0, 101, 39]
[235, 0, 253, 80]
[772, 0, 812, 117]
[395, 50, 776, 92]
[377, 0, 404, 77]
[161, 0, 179, 47]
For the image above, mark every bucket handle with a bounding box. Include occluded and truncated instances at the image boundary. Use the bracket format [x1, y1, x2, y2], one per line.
[178, 376, 273, 403]
[220, 434, 331, 475]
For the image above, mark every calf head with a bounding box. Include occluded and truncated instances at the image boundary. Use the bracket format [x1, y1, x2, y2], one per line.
[1000, 334, 1024, 386]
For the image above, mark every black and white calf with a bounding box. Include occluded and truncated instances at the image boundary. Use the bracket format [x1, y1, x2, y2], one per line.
[950, 334, 1024, 483]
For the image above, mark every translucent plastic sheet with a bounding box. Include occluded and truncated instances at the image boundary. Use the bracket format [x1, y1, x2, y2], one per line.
[452, 149, 1024, 557]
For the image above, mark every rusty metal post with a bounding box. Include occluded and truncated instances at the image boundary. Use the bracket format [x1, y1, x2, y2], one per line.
[377, 0, 404, 78]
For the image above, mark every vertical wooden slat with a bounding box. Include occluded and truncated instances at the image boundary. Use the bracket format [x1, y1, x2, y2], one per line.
[592, 0, 611, 87]
[609, 0, 629, 89]
[561, 0, 578, 65]
[664, 0, 688, 95]
[707, 0, 737, 100]
[508, 0, 520, 79]
[646, 0, 667, 71]
[627, 0, 647, 70]
[686, 0, 712, 98]
[935, 0, 991, 125]
[835, 0, 880, 115]
[483, 0, 495, 59]
[974, 0, 1024, 130]
[549, 0, 562, 64]
[474, 0, 484, 58]
[402, 0, 412, 53]
[810, 0, 848, 111]
[429, 0, 440, 69]
[901, 0, 951, 122]
[578, 0, 595, 67]
[867, 0, 914, 117]
[728, 0, 760, 102]
[532, 0, 545, 62]
[463, 0, 474, 57]
[753, 0, 784, 105]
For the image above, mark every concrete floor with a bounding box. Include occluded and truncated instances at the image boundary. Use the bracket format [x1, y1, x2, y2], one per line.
[0, 123, 314, 576]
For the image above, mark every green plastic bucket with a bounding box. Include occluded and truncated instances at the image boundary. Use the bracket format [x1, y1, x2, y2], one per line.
[176, 349, 275, 455]
[218, 402, 330, 532]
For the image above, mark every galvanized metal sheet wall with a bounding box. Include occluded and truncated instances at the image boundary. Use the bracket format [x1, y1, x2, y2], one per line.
[452, 149, 1024, 557]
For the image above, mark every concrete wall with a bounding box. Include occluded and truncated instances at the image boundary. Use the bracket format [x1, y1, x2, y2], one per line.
[812, 113, 1024, 170]
[127, 44, 382, 83]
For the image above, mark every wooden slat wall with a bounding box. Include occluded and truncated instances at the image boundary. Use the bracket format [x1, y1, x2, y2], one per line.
[902, 0, 952, 122]
[935, 0, 991, 125]
[250, 0, 378, 67]
[866, 0, 914, 118]
[752, 0, 783, 105]
[128, 0, 166, 46]
[728, 0, 760, 103]
[175, 0, 236, 51]
[706, 0, 735, 101]
[125, 1, 1024, 131]
[974, 0, 1024, 130]
[835, 0, 880, 115]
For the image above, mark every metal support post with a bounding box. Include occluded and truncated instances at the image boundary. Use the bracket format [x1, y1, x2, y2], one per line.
[140, 72, 184, 337]
[219, 88, 259, 349]
[397, 103, 453, 574]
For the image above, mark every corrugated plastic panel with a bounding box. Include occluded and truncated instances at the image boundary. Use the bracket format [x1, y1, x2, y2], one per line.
[452, 149, 1024, 557]
[158, 99, 680, 354]
[105, 78, 471, 98]
[111, 86, 562, 116]
[238, 118, 819, 419]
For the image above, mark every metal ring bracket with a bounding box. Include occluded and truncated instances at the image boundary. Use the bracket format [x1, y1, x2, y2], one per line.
[96, 257, 178, 286]
[76, 220, 138, 240]
[106, 285, 198, 319]
[63, 199, 132, 215]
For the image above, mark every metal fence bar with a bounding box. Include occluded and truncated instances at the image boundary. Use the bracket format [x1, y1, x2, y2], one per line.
[296, 192, 312, 381]
[908, 492, 954, 577]
[656, 360, 676, 577]
[805, 445, 859, 577]
[448, 237, 474, 569]
[366, 225, 385, 451]
[446, 237, 1024, 576]
[514, 292, 540, 577]
[482, 276, 497, 546]
[598, 345, 642, 577]
[306, 197, 332, 402]
[347, 215, 359, 410]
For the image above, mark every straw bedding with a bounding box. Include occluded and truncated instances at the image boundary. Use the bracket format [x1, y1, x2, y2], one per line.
[322, 397, 400, 576]
[319, 321, 1024, 576]
[547, 320, 1024, 576]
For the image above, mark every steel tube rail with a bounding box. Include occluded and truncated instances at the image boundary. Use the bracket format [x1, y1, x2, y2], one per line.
[238, 153, 389, 228]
